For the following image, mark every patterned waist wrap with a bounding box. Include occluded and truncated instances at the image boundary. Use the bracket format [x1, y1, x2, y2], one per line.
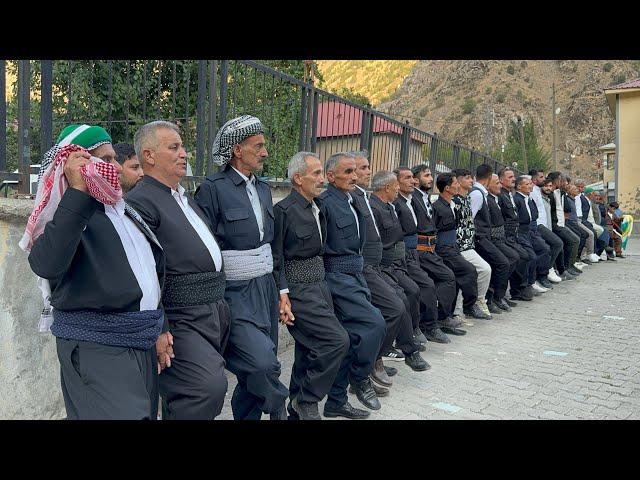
[222, 243, 273, 281]
[490, 225, 506, 242]
[381, 241, 406, 266]
[51, 308, 164, 350]
[361, 242, 383, 266]
[324, 254, 364, 275]
[284, 256, 325, 284]
[435, 229, 457, 248]
[163, 271, 226, 308]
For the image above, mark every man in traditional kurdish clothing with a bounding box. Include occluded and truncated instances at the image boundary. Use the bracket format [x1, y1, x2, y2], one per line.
[126, 121, 229, 420]
[272, 152, 350, 420]
[432, 173, 487, 320]
[319, 152, 386, 419]
[194, 115, 289, 420]
[351, 152, 429, 394]
[28, 125, 167, 420]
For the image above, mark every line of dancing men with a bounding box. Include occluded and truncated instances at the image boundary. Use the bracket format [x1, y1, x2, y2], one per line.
[28, 115, 621, 421]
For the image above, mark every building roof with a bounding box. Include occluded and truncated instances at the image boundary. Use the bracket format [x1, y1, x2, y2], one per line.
[606, 78, 640, 90]
[599, 142, 616, 151]
[316, 101, 428, 144]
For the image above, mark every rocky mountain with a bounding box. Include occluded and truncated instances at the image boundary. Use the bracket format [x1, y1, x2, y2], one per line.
[374, 60, 640, 182]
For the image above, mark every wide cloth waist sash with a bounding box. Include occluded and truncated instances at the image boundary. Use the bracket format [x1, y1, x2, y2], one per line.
[324, 254, 364, 275]
[362, 242, 383, 266]
[381, 241, 406, 266]
[285, 256, 326, 284]
[163, 271, 226, 308]
[51, 308, 164, 350]
[435, 229, 457, 248]
[222, 243, 273, 281]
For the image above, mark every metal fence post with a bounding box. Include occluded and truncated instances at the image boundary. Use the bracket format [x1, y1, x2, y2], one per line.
[428, 134, 438, 176]
[399, 120, 410, 167]
[298, 83, 308, 151]
[219, 60, 229, 126]
[207, 60, 218, 176]
[17, 60, 31, 194]
[0, 60, 6, 172]
[360, 110, 370, 152]
[40, 60, 53, 157]
[452, 143, 460, 169]
[195, 60, 207, 177]
[309, 88, 318, 152]
[469, 150, 477, 174]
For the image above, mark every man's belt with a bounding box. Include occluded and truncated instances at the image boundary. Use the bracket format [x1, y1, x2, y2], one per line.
[284, 256, 325, 284]
[416, 233, 437, 253]
[435, 229, 457, 248]
[163, 271, 226, 308]
[362, 242, 383, 267]
[403, 234, 418, 249]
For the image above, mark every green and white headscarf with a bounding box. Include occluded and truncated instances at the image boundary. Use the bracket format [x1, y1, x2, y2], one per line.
[37, 124, 112, 183]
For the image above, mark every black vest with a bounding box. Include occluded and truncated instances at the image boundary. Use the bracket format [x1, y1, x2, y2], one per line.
[470, 186, 491, 239]
[487, 194, 505, 227]
[499, 187, 519, 239]
[580, 194, 591, 220]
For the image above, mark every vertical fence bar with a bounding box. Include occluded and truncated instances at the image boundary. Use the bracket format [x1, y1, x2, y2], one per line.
[298, 83, 308, 151]
[40, 60, 53, 156]
[17, 60, 30, 193]
[195, 60, 207, 176]
[310, 89, 318, 152]
[107, 60, 113, 133]
[219, 61, 228, 126]
[124, 61, 131, 141]
[428, 134, 438, 177]
[66, 60, 74, 123]
[399, 121, 410, 167]
[207, 60, 218, 176]
[469, 150, 477, 174]
[452, 143, 460, 169]
[172, 61, 177, 122]
[142, 61, 148, 121]
[0, 60, 6, 171]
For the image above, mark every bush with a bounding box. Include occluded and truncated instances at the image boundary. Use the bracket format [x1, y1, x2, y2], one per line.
[485, 86, 492, 94]
[520, 61, 528, 69]
[418, 105, 429, 116]
[603, 62, 613, 72]
[506, 65, 515, 75]
[462, 97, 477, 114]
[496, 93, 506, 103]
[614, 73, 627, 84]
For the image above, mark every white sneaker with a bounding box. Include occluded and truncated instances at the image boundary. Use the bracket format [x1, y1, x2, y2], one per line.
[588, 253, 600, 263]
[547, 270, 562, 283]
[600, 252, 608, 261]
[532, 282, 549, 293]
[573, 262, 585, 270]
[476, 299, 491, 316]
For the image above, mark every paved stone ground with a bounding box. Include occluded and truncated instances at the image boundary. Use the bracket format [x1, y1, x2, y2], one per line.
[218, 244, 640, 420]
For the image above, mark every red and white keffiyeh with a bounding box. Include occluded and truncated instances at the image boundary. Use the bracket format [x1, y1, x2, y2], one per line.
[19, 144, 122, 252]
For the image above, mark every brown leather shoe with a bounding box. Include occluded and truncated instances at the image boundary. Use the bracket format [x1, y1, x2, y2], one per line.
[371, 358, 393, 387]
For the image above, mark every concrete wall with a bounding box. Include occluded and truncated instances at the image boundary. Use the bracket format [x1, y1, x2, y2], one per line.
[0, 198, 65, 419]
[618, 91, 640, 218]
[0, 187, 295, 419]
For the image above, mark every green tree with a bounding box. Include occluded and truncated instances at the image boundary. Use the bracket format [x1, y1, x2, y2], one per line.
[493, 119, 550, 171]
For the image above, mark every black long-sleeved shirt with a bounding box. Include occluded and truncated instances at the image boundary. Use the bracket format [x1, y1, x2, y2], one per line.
[272, 189, 326, 291]
[29, 187, 165, 313]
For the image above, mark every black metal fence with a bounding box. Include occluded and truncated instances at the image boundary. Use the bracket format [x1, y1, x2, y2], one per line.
[1, 59, 516, 193]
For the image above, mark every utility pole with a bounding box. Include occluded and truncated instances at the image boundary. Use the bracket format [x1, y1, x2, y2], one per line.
[552, 82, 557, 171]
[517, 115, 528, 173]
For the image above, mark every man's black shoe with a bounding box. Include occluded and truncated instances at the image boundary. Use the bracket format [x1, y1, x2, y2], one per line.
[384, 365, 398, 377]
[524, 285, 539, 297]
[568, 266, 582, 275]
[351, 377, 381, 410]
[441, 325, 467, 335]
[405, 352, 430, 371]
[291, 398, 321, 420]
[504, 298, 518, 307]
[464, 304, 492, 319]
[350, 381, 389, 397]
[561, 271, 577, 280]
[494, 298, 512, 312]
[287, 401, 299, 420]
[510, 292, 532, 301]
[414, 341, 427, 352]
[539, 277, 554, 289]
[441, 316, 463, 329]
[425, 327, 451, 343]
[487, 301, 502, 314]
[413, 327, 428, 345]
[323, 401, 371, 419]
